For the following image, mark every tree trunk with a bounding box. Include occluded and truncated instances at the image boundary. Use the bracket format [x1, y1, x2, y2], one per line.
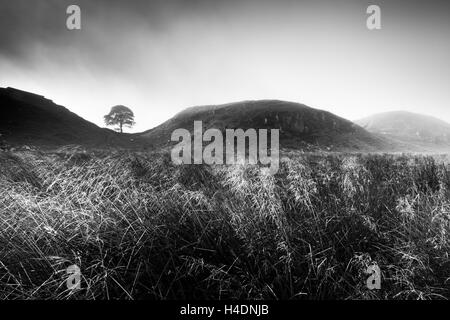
[120, 122, 123, 133]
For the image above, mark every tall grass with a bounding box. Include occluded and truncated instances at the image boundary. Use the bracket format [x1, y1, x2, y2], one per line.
[0, 149, 449, 300]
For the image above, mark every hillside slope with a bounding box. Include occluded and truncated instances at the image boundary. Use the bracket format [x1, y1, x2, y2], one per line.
[140, 100, 391, 152]
[0, 87, 138, 148]
[356, 111, 450, 152]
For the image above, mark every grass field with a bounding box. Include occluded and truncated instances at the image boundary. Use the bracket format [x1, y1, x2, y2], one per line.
[0, 148, 449, 300]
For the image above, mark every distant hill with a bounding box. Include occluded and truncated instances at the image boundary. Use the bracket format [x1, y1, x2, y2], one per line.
[356, 111, 450, 152]
[140, 100, 391, 152]
[0, 87, 140, 148]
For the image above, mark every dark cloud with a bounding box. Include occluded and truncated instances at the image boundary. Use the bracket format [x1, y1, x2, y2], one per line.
[1, 0, 449, 63]
[0, 0, 240, 60]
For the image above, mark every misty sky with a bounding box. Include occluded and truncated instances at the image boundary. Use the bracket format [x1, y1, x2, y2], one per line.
[1, 0, 449, 132]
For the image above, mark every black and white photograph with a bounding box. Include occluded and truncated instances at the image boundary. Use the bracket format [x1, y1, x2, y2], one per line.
[0, 0, 449, 311]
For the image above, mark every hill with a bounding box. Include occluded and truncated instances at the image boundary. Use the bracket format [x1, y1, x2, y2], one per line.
[356, 111, 450, 152]
[140, 100, 391, 152]
[0, 87, 140, 148]
[3, 87, 445, 153]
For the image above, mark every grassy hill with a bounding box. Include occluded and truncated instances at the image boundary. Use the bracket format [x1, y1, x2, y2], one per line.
[2, 87, 447, 154]
[0, 87, 142, 149]
[140, 100, 391, 152]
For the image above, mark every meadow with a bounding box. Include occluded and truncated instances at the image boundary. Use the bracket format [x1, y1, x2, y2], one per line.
[0, 147, 449, 299]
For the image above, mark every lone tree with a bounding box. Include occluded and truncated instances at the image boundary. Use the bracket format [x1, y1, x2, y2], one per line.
[104, 105, 135, 133]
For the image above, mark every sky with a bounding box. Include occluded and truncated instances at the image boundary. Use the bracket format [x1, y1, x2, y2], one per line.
[0, 0, 449, 133]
